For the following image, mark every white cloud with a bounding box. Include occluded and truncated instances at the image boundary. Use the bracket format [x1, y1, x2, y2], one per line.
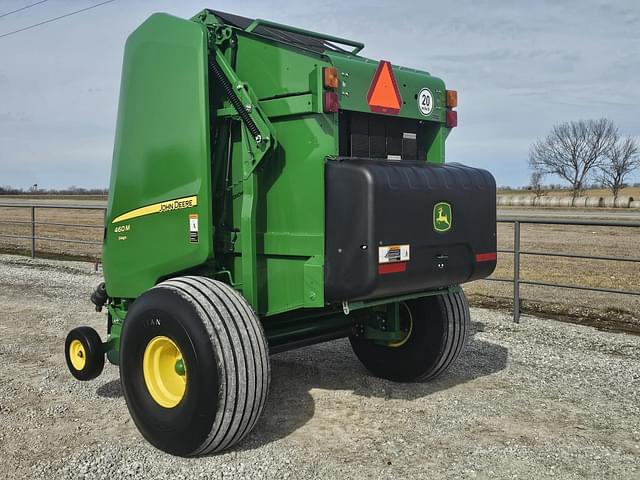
[0, 0, 638, 188]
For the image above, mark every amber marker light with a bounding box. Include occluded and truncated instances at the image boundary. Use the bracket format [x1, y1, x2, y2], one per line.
[323, 67, 339, 89]
[446, 90, 458, 108]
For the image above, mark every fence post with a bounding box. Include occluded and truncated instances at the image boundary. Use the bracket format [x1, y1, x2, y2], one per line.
[30, 206, 36, 259]
[513, 220, 520, 323]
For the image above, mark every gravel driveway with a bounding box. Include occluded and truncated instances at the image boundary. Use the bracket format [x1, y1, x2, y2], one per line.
[0, 254, 638, 479]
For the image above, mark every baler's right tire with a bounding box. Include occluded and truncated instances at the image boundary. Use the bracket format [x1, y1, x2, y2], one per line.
[349, 289, 470, 382]
[119, 276, 270, 456]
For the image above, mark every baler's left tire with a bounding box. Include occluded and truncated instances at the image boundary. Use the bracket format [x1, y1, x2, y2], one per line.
[65, 326, 105, 381]
[349, 289, 470, 382]
[119, 276, 270, 457]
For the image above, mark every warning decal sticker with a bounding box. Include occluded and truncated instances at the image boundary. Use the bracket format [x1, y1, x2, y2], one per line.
[378, 244, 410, 264]
[367, 60, 403, 115]
[189, 214, 199, 243]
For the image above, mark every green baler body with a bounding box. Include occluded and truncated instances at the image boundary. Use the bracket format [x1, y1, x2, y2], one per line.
[103, 11, 452, 319]
[104, 14, 213, 298]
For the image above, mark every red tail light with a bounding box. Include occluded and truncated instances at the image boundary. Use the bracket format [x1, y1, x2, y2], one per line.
[475, 252, 496, 262]
[446, 110, 458, 128]
[378, 262, 407, 274]
[323, 91, 339, 113]
[445, 88, 458, 128]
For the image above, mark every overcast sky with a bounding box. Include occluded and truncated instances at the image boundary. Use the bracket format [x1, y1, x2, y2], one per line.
[1, 0, 638, 189]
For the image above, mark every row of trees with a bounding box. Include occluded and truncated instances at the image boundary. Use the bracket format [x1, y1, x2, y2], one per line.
[528, 118, 639, 198]
[0, 186, 108, 195]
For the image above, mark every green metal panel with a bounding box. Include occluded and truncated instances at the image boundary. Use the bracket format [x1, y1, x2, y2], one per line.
[103, 13, 212, 298]
[199, 29, 337, 316]
[327, 52, 447, 122]
[233, 32, 327, 101]
[227, 111, 335, 315]
[426, 124, 448, 165]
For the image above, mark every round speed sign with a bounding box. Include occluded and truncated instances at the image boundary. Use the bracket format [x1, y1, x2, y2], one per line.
[417, 88, 433, 116]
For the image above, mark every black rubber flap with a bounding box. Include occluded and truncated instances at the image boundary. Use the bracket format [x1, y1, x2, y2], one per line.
[325, 159, 497, 302]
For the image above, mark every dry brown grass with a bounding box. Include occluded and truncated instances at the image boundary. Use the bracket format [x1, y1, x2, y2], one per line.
[492, 222, 639, 290]
[0, 195, 107, 200]
[0, 206, 104, 260]
[466, 221, 640, 333]
[2, 207, 638, 287]
[1, 203, 639, 330]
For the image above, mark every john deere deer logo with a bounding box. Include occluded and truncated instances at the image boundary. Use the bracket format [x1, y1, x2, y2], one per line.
[433, 202, 452, 232]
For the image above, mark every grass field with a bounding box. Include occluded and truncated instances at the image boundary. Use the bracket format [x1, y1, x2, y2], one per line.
[0, 205, 104, 261]
[1, 202, 638, 332]
[465, 221, 640, 333]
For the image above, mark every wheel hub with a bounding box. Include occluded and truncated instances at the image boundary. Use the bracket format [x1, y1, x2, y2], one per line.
[143, 336, 187, 408]
[69, 339, 86, 371]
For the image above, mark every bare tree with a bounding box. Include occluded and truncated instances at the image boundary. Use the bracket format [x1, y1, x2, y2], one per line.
[598, 136, 640, 198]
[528, 170, 545, 198]
[528, 118, 618, 198]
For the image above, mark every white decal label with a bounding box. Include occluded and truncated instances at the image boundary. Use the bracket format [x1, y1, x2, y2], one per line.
[189, 214, 199, 243]
[378, 244, 410, 264]
[417, 88, 433, 116]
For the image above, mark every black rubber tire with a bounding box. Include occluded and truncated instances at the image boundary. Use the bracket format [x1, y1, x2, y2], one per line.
[349, 289, 470, 382]
[119, 276, 270, 457]
[65, 326, 105, 381]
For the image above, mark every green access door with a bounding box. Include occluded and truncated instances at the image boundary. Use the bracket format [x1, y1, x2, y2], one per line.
[103, 13, 213, 299]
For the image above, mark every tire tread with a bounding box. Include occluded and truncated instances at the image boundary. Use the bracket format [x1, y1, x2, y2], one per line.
[156, 276, 269, 456]
[418, 290, 469, 381]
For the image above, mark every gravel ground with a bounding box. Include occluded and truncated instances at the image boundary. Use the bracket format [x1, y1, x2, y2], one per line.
[0, 254, 639, 479]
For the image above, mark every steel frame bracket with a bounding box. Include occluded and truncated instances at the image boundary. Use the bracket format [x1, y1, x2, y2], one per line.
[104, 300, 129, 365]
[207, 32, 277, 179]
[346, 286, 459, 313]
[354, 303, 404, 344]
[203, 25, 278, 309]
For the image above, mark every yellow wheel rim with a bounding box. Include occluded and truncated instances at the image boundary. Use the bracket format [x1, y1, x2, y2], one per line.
[143, 336, 187, 408]
[69, 339, 87, 371]
[388, 302, 413, 348]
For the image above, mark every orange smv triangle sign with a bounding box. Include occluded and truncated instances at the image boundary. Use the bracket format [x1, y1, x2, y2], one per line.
[367, 60, 402, 115]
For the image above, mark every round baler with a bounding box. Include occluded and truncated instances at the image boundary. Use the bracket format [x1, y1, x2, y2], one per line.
[64, 8, 496, 456]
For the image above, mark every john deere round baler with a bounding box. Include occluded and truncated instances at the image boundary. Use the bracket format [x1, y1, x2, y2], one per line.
[64, 8, 496, 456]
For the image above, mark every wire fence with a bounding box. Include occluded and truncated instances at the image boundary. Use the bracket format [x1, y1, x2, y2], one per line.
[1, 203, 639, 323]
[0, 203, 105, 260]
[488, 217, 640, 322]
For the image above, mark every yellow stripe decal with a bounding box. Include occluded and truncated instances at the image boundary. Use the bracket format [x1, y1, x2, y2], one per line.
[112, 196, 198, 223]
